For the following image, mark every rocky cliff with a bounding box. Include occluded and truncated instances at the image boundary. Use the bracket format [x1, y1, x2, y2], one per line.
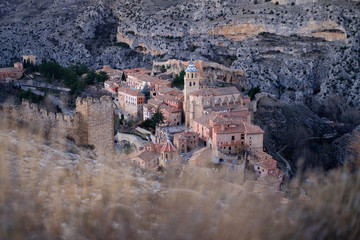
[0, 0, 359, 106]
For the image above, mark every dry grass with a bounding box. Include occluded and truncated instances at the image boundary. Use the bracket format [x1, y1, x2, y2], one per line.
[0, 116, 359, 240]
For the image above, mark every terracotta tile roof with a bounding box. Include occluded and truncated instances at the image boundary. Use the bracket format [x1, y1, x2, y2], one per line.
[152, 79, 172, 86]
[243, 122, 265, 134]
[118, 86, 144, 96]
[136, 150, 160, 162]
[204, 104, 248, 113]
[160, 139, 177, 152]
[127, 73, 160, 83]
[190, 88, 214, 97]
[210, 86, 240, 96]
[193, 111, 217, 127]
[174, 131, 199, 140]
[249, 151, 282, 178]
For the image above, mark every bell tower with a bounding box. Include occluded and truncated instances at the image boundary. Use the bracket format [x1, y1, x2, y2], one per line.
[184, 61, 200, 128]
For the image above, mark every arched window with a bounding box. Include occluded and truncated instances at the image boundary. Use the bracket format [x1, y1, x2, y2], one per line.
[193, 82, 195, 86]
[190, 82, 192, 86]
[191, 73, 193, 78]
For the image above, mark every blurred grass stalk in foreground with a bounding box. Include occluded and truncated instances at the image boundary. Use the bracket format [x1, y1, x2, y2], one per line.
[0, 116, 359, 240]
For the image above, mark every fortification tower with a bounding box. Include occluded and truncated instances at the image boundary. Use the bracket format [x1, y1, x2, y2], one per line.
[76, 96, 114, 155]
[184, 61, 200, 128]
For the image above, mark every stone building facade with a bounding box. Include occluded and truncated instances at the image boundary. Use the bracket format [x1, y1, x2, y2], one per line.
[192, 110, 264, 154]
[126, 73, 160, 90]
[173, 131, 199, 154]
[118, 86, 145, 118]
[0, 62, 25, 81]
[75, 97, 114, 155]
[129, 142, 160, 169]
[143, 87, 183, 126]
[188, 86, 250, 128]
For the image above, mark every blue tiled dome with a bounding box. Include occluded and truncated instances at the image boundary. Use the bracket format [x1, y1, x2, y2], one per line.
[185, 62, 198, 73]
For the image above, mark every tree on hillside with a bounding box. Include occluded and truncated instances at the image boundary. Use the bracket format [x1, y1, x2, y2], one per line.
[39, 61, 63, 80]
[248, 86, 261, 100]
[69, 64, 88, 76]
[151, 108, 164, 129]
[172, 70, 185, 89]
[160, 65, 166, 73]
[84, 70, 97, 85]
[63, 68, 78, 88]
[96, 71, 109, 82]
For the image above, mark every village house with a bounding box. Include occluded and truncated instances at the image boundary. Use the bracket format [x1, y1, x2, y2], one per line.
[118, 86, 145, 118]
[143, 86, 184, 126]
[0, 62, 25, 81]
[150, 79, 173, 97]
[143, 98, 182, 126]
[126, 72, 160, 90]
[104, 80, 122, 94]
[129, 135, 179, 169]
[97, 65, 124, 81]
[192, 110, 264, 154]
[248, 151, 283, 181]
[129, 141, 160, 169]
[155, 125, 186, 144]
[173, 131, 199, 154]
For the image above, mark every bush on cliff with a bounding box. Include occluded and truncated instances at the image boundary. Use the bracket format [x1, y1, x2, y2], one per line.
[172, 70, 185, 90]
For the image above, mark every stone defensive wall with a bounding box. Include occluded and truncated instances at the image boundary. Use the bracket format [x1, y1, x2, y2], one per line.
[0, 100, 77, 137]
[0, 96, 114, 155]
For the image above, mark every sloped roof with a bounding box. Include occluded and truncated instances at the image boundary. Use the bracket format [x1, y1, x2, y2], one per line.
[118, 86, 144, 96]
[243, 122, 265, 134]
[190, 88, 214, 97]
[185, 62, 198, 73]
[174, 131, 199, 141]
[137, 150, 160, 162]
[160, 139, 177, 152]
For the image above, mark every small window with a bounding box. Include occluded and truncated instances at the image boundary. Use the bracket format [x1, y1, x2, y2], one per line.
[189, 82, 192, 86]
[193, 82, 196, 86]
[231, 136, 235, 141]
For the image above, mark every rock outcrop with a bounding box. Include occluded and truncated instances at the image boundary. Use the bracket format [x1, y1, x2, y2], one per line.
[254, 96, 337, 173]
[0, 0, 359, 106]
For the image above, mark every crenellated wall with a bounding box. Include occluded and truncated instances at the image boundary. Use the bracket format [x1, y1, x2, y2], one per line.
[1, 96, 114, 155]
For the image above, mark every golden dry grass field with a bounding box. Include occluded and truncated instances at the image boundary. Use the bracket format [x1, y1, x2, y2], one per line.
[0, 116, 359, 240]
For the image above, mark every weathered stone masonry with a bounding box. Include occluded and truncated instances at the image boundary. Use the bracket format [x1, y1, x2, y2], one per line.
[0, 96, 114, 155]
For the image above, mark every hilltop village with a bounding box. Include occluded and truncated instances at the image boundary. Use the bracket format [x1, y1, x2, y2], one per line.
[102, 60, 283, 184]
[0, 57, 283, 186]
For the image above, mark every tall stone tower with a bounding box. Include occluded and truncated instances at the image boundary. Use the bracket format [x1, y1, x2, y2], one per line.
[75, 96, 114, 156]
[184, 61, 200, 128]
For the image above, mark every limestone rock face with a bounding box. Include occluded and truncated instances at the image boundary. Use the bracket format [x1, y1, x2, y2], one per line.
[0, 0, 359, 105]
